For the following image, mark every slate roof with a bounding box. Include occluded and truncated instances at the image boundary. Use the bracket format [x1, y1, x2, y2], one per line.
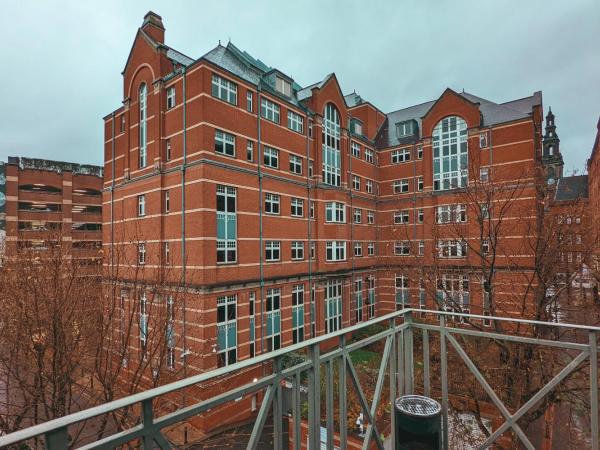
[157, 39, 543, 149]
[375, 91, 542, 149]
[554, 175, 589, 202]
[297, 73, 334, 101]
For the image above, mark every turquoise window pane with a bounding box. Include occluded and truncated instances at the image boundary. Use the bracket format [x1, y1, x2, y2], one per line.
[217, 213, 225, 239]
[217, 324, 226, 348]
[228, 324, 237, 346]
[227, 216, 236, 239]
[274, 312, 281, 334]
[267, 315, 273, 336]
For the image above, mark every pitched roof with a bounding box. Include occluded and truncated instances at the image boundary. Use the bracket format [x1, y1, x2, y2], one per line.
[554, 175, 589, 202]
[375, 91, 542, 149]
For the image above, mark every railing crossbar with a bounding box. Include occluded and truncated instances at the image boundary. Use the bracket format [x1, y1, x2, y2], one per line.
[1, 309, 600, 450]
[414, 322, 593, 351]
[446, 333, 534, 450]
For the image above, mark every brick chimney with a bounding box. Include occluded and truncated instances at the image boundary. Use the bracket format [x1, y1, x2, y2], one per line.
[141, 11, 164, 44]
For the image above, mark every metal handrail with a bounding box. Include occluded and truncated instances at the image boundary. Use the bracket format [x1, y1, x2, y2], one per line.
[0, 308, 598, 449]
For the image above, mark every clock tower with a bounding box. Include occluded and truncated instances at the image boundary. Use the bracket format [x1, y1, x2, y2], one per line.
[542, 107, 564, 185]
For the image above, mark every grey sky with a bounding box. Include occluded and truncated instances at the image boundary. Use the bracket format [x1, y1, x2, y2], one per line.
[1, 0, 598, 172]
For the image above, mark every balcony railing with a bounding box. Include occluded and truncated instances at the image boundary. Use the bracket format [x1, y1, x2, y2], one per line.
[0, 309, 598, 449]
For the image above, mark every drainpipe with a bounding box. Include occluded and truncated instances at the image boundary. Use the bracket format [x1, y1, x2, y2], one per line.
[110, 112, 115, 275]
[348, 125, 355, 324]
[181, 66, 188, 377]
[306, 115, 313, 336]
[257, 86, 265, 354]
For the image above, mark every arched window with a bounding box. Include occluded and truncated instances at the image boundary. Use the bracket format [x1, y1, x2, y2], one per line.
[322, 103, 341, 186]
[433, 116, 468, 191]
[139, 83, 147, 168]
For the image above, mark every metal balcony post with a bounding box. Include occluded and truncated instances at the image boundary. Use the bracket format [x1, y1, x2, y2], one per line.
[404, 310, 414, 394]
[326, 358, 334, 449]
[45, 427, 68, 450]
[141, 399, 154, 449]
[591, 331, 598, 450]
[389, 318, 398, 450]
[273, 356, 283, 450]
[423, 328, 430, 397]
[308, 343, 321, 450]
[440, 314, 449, 450]
[339, 335, 348, 449]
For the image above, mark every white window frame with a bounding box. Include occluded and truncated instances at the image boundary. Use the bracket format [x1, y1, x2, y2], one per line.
[325, 202, 346, 223]
[396, 121, 414, 137]
[394, 241, 411, 256]
[287, 110, 304, 133]
[216, 295, 237, 367]
[263, 146, 279, 168]
[326, 241, 346, 262]
[391, 148, 411, 164]
[480, 167, 489, 183]
[166, 86, 176, 109]
[437, 240, 468, 258]
[291, 198, 304, 217]
[215, 130, 235, 157]
[393, 179, 410, 194]
[354, 242, 363, 257]
[212, 74, 237, 105]
[216, 185, 237, 264]
[352, 175, 361, 190]
[246, 141, 254, 162]
[365, 149, 374, 164]
[265, 241, 281, 262]
[368, 242, 375, 256]
[276, 77, 291, 96]
[266, 288, 281, 351]
[138, 243, 146, 265]
[246, 91, 253, 112]
[289, 154, 303, 174]
[322, 104, 341, 186]
[291, 241, 304, 260]
[139, 84, 147, 168]
[366, 180, 374, 194]
[367, 211, 375, 224]
[394, 210, 410, 224]
[324, 280, 343, 333]
[351, 142, 361, 158]
[138, 194, 146, 217]
[261, 98, 280, 123]
[264, 193, 280, 215]
[354, 208, 362, 224]
[417, 176, 424, 191]
[433, 116, 468, 191]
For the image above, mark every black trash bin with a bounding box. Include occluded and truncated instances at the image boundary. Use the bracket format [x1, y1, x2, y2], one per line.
[394, 395, 442, 450]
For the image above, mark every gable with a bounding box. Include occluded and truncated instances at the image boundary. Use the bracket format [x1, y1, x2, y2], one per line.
[303, 73, 348, 127]
[421, 88, 482, 136]
[122, 30, 167, 99]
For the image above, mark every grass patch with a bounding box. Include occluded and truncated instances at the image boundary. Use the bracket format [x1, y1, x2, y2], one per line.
[349, 349, 379, 366]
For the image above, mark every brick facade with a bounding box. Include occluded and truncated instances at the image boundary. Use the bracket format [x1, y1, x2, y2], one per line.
[0, 156, 103, 262]
[103, 12, 549, 432]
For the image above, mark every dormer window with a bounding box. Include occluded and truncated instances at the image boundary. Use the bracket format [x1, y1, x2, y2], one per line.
[276, 77, 291, 97]
[352, 120, 363, 136]
[396, 121, 414, 138]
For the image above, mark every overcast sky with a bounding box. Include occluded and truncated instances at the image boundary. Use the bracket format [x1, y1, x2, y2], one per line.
[1, 0, 598, 173]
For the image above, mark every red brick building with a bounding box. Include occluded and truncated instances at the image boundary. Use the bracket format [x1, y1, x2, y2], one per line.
[587, 117, 600, 261]
[0, 156, 103, 262]
[103, 11, 551, 407]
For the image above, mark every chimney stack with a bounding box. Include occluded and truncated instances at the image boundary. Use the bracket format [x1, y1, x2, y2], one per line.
[141, 11, 165, 44]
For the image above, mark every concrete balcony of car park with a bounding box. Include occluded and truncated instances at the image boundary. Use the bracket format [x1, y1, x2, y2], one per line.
[0, 308, 598, 450]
